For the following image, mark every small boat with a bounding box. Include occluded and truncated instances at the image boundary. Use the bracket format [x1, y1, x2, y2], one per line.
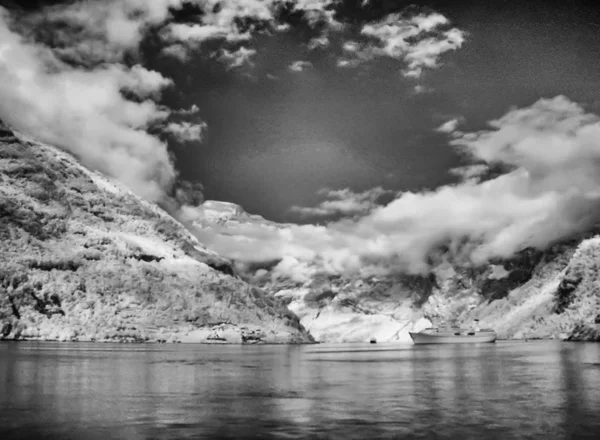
[409, 320, 496, 345]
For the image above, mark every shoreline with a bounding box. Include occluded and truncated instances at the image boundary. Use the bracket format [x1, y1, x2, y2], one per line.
[0, 338, 321, 345]
[2, 337, 598, 345]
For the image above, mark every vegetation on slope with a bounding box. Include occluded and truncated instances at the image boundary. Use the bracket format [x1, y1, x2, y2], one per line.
[0, 121, 312, 343]
[238, 228, 599, 342]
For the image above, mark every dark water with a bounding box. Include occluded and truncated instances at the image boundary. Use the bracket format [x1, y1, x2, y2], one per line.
[1, 341, 599, 440]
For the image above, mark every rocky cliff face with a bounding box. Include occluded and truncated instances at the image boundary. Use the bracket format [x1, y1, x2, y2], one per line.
[190, 201, 600, 343]
[0, 120, 313, 343]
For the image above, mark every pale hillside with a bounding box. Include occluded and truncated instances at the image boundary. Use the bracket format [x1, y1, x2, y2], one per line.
[0, 120, 313, 344]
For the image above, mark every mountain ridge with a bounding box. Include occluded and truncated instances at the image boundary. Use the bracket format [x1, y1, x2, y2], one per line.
[0, 119, 313, 344]
[2, 116, 598, 344]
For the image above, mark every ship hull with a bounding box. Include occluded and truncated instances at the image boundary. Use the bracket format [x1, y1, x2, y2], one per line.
[409, 331, 496, 345]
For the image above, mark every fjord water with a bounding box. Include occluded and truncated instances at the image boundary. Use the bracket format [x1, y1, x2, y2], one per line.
[0, 341, 599, 439]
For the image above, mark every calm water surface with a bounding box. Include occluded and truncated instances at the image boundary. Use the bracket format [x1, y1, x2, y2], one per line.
[1, 341, 599, 439]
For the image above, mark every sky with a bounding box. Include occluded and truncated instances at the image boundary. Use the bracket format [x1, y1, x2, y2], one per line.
[3, 0, 600, 277]
[150, 0, 600, 222]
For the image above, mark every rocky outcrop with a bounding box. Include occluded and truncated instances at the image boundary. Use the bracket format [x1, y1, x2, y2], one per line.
[0, 120, 313, 344]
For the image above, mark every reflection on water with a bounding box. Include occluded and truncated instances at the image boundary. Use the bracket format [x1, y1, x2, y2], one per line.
[0, 341, 599, 439]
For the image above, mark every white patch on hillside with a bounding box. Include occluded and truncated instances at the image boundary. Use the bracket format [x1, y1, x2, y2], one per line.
[115, 233, 179, 258]
[288, 302, 413, 343]
[488, 264, 510, 280]
[283, 291, 422, 343]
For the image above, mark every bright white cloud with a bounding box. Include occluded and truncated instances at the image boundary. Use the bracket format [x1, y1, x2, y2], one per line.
[308, 35, 330, 50]
[288, 60, 313, 72]
[121, 64, 173, 99]
[448, 164, 490, 181]
[413, 84, 433, 94]
[163, 121, 208, 143]
[160, 1, 341, 64]
[402, 27, 465, 77]
[160, 44, 190, 61]
[342, 41, 361, 52]
[290, 187, 397, 218]
[0, 0, 365, 205]
[17, 0, 182, 64]
[173, 104, 200, 115]
[162, 23, 249, 45]
[341, 12, 466, 78]
[436, 118, 460, 133]
[288, 0, 342, 29]
[217, 46, 257, 69]
[196, 96, 600, 278]
[272, 256, 317, 283]
[0, 7, 176, 201]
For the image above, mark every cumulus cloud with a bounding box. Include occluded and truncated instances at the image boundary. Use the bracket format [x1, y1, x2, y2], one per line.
[160, 0, 341, 62]
[436, 118, 461, 133]
[0, 6, 177, 201]
[195, 96, 600, 278]
[413, 84, 433, 94]
[35, 1, 459, 79]
[307, 35, 330, 50]
[290, 187, 397, 218]
[162, 121, 208, 143]
[0, 0, 359, 205]
[447, 164, 490, 181]
[288, 60, 313, 72]
[161, 22, 250, 48]
[172, 104, 200, 115]
[339, 11, 465, 78]
[160, 43, 190, 61]
[287, 0, 342, 30]
[121, 64, 173, 99]
[272, 256, 317, 283]
[217, 46, 257, 69]
[347, 96, 600, 270]
[17, 0, 181, 65]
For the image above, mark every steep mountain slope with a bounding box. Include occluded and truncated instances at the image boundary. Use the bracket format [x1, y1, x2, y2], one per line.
[190, 201, 600, 342]
[0, 120, 313, 343]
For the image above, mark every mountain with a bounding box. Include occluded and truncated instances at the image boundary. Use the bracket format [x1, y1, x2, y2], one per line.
[189, 201, 600, 343]
[0, 120, 313, 344]
[2, 116, 598, 344]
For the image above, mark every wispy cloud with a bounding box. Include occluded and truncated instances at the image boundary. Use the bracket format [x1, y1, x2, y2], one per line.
[217, 46, 257, 69]
[288, 60, 313, 72]
[338, 11, 466, 78]
[413, 84, 433, 94]
[163, 23, 244, 44]
[172, 104, 200, 116]
[436, 118, 461, 133]
[163, 121, 208, 143]
[160, 43, 190, 61]
[290, 187, 397, 218]
[307, 35, 330, 50]
[160, 0, 341, 66]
